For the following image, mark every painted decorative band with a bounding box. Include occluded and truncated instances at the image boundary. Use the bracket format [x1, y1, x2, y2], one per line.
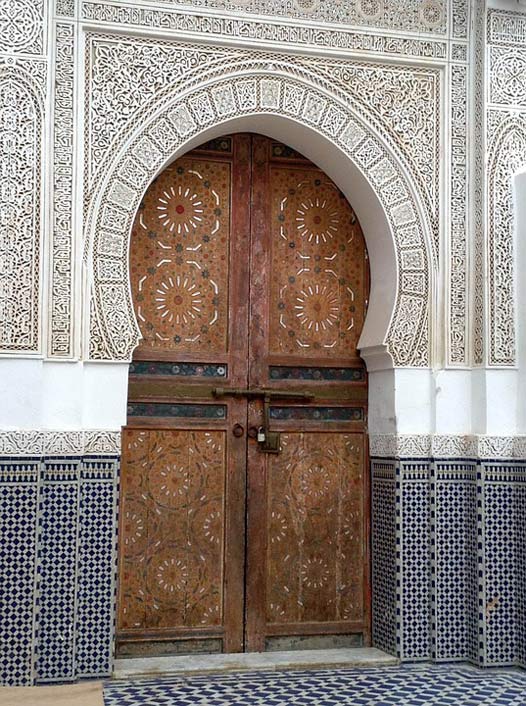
[194, 136, 232, 153]
[129, 361, 227, 377]
[270, 406, 364, 421]
[127, 403, 226, 419]
[269, 366, 365, 381]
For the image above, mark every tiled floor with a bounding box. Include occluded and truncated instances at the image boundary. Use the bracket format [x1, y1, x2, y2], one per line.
[104, 664, 526, 705]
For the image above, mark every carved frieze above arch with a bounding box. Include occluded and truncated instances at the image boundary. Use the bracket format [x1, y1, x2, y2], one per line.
[90, 0, 448, 35]
[86, 71, 433, 367]
[84, 34, 441, 260]
[81, 1, 449, 61]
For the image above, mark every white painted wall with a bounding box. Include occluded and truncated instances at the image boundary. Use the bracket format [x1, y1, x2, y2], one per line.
[0, 360, 128, 431]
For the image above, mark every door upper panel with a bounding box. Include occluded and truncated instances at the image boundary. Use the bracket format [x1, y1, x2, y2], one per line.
[130, 157, 232, 356]
[268, 166, 368, 359]
[249, 137, 369, 389]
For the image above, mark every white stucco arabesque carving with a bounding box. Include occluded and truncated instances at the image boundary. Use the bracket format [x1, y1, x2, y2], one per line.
[370, 433, 526, 460]
[85, 64, 435, 368]
[3, 428, 526, 461]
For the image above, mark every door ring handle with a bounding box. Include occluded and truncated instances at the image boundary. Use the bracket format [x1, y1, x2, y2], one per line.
[232, 423, 244, 438]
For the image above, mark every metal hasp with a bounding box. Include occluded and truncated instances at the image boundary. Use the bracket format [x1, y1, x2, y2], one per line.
[213, 387, 314, 453]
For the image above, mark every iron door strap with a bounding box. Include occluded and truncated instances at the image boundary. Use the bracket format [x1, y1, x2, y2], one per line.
[213, 388, 315, 453]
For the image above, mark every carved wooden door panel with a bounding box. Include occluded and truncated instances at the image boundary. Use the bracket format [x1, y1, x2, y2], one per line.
[117, 136, 251, 656]
[118, 134, 370, 657]
[245, 136, 370, 651]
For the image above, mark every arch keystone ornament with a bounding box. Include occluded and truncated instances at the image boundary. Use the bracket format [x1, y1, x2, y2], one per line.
[86, 72, 433, 368]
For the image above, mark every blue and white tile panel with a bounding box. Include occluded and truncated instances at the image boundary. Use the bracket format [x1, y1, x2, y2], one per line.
[370, 459, 397, 656]
[0, 455, 118, 686]
[0, 460, 39, 686]
[1, 449, 525, 685]
[371, 456, 526, 668]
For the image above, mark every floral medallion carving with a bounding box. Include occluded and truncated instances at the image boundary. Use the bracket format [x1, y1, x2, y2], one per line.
[490, 48, 526, 107]
[0, 0, 43, 55]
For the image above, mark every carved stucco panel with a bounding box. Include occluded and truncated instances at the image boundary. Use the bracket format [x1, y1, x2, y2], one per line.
[49, 23, 76, 358]
[472, 0, 486, 366]
[84, 34, 440, 263]
[488, 8, 526, 48]
[84, 0, 448, 34]
[81, 1, 448, 60]
[448, 63, 468, 365]
[489, 46, 526, 108]
[0, 0, 44, 55]
[486, 10, 526, 367]
[85, 72, 432, 367]
[370, 433, 526, 461]
[486, 113, 526, 366]
[0, 430, 120, 456]
[0, 60, 46, 353]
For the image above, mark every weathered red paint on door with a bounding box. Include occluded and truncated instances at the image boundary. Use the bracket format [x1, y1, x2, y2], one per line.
[117, 134, 370, 656]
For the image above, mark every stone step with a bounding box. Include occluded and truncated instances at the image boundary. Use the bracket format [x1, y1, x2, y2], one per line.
[113, 647, 398, 680]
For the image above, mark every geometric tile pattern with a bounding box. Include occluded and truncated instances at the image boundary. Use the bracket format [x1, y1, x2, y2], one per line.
[482, 463, 525, 666]
[0, 459, 40, 686]
[517, 475, 526, 667]
[75, 458, 118, 679]
[433, 461, 478, 662]
[35, 459, 81, 683]
[399, 460, 431, 661]
[371, 460, 397, 656]
[103, 665, 526, 706]
[483, 476, 516, 665]
[371, 455, 526, 669]
[2, 450, 526, 685]
[0, 455, 118, 687]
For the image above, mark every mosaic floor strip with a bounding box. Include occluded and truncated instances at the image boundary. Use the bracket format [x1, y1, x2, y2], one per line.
[104, 664, 526, 705]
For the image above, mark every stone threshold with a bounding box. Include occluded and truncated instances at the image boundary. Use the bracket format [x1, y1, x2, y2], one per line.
[113, 647, 398, 680]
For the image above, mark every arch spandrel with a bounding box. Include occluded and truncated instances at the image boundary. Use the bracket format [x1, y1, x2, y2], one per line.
[86, 72, 433, 368]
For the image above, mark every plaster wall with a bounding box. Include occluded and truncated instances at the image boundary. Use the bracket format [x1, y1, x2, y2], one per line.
[0, 361, 128, 431]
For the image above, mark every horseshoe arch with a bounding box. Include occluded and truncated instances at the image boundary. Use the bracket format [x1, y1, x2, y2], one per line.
[86, 70, 433, 369]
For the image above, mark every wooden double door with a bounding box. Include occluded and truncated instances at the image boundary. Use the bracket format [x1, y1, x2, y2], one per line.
[117, 134, 370, 656]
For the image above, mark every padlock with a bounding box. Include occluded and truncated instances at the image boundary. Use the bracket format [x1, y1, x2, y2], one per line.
[257, 426, 266, 443]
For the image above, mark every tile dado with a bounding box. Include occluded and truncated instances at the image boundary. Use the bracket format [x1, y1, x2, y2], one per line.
[2, 433, 526, 685]
[371, 458, 526, 668]
[0, 454, 118, 686]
